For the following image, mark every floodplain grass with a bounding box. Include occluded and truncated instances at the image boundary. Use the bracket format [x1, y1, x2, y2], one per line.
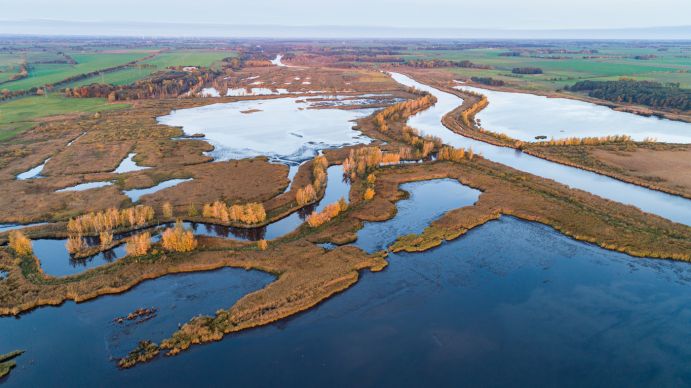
[404, 46, 691, 91]
[0, 94, 128, 141]
[0, 52, 150, 91]
[64, 50, 236, 88]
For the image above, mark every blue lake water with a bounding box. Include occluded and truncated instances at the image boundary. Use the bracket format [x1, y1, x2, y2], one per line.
[4, 178, 691, 386]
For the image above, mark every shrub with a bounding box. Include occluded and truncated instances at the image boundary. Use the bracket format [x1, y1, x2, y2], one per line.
[296, 184, 317, 206]
[8, 230, 32, 256]
[363, 188, 376, 201]
[100, 231, 113, 248]
[126, 232, 151, 256]
[162, 202, 174, 218]
[257, 240, 268, 251]
[187, 203, 198, 217]
[306, 199, 347, 228]
[161, 221, 198, 253]
[437, 146, 474, 162]
[66, 236, 87, 254]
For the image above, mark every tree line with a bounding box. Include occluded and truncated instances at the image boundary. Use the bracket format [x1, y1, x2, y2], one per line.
[404, 59, 492, 69]
[566, 79, 690, 111]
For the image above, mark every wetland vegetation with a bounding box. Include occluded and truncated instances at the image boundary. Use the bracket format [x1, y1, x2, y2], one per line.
[0, 36, 690, 385]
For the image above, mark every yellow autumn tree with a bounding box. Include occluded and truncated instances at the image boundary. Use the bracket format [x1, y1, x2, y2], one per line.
[161, 220, 198, 253]
[8, 230, 32, 256]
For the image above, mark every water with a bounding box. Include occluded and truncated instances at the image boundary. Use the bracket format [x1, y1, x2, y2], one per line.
[0, 223, 47, 233]
[199, 87, 220, 97]
[5, 181, 691, 386]
[226, 87, 291, 96]
[455, 83, 691, 143]
[15, 158, 49, 180]
[114, 153, 150, 174]
[389, 72, 691, 226]
[190, 164, 352, 241]
[157, 96, 373, 164]
[123, 179, 192, 203]
[0, 268, 273, 387]
[56, 181, 113, 192]
[16, 131, 84, 180]
[32, 238, 127, 277]
[271, 54, 287, 67]
[355, 179, 480, 253]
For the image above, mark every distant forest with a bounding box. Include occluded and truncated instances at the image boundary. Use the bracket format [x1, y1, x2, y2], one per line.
[566, 79, 690, 111]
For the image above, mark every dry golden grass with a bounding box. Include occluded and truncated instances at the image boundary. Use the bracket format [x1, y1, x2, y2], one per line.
[8, 231, 32, 256]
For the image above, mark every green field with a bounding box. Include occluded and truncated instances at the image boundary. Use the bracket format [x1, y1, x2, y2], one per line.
[65, 50, 236, 87]
[0, 52, 150, 91]
[0, 95, 128, 141]
[404, 46, 691, 90]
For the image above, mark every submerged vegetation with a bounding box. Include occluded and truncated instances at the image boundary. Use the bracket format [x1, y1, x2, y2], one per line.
[0, 350, 24, 379]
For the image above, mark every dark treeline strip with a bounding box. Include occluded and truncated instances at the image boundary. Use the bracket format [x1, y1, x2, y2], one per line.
[65, 68, 221, 101]
[511, 67, 543, 74]
[0, 52, 160, 102]
[404, 59, 492, 69]
[566, 79, 690, 111]
[470, 76, 505, 86]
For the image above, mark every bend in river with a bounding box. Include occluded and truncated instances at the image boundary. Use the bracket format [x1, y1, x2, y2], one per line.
[454, 82, 691, 143]
[389, 72, 691, 226]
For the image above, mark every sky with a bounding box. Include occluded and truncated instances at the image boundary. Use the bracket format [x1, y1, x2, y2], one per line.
[1, 0, 690, 37]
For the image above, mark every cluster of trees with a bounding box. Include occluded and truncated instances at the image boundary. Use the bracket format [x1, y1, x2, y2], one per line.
[470, 77, 505, 86]
[126, 232, 151, 256]
[161, 220, 198, 252]
[633, 55, 657, 60]
[363, 173, 376, 201]
[8, 230, 32, 256]
[373, 89, 436, 131]
[532, 134, 637, 146]
[437, 146, 475, 162]
[306, 198, 348, 228]
[371, 92, 442, 160]
[312, 156, 328, 191]
[566, 79, 690, 111]
[459, 94, 489, 127]
[343, 147, 402, 179]
[404, 59, 491, 69]
[0, 64, 28, 86]
[65, 69, 220, 101]
[67, 205, 155, 234]
[201, 201, 267, 225]
[512, 67, 543, 74]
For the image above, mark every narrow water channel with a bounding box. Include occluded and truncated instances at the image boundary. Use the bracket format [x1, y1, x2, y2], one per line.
[389, 72, 691, 226]
[5, 178, 691, 386]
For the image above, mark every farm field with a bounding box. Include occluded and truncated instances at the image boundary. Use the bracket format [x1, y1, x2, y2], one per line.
[402, 45, 691, 90]
[0, 94, 127, 141]
[0, 52, 150, 91]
